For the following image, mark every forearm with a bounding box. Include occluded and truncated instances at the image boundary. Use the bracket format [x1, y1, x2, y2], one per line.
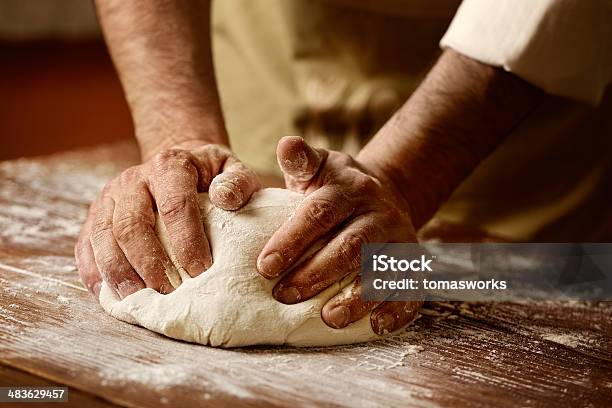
[358, 49, 543, 229]
[95, 0, 228, 160]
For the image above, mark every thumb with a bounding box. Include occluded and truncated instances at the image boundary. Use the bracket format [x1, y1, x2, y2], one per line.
[276, 136, 327, 187]
[209, 157, 261, 211]
[191, 145, 261, 211]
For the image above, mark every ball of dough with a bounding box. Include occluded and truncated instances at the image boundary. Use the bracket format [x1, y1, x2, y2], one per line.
[99, 188, 393, 347]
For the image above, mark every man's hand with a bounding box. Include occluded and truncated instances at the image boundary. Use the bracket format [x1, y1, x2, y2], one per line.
[256, 49, 542, 335]
[257, 136, 422, 335]
[76, 142, 260, 300]
[79, 1, 261, 299]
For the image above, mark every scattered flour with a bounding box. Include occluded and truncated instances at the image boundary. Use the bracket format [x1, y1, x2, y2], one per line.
[3, 144, 609, 407]
[541, 333, 583, 348]
[0, 142, 137, 250]
[99, 364, 191, 390]
[56, 295, 70, 304]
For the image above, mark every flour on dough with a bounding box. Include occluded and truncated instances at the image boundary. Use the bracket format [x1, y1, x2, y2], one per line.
[99, 188, 400, 347]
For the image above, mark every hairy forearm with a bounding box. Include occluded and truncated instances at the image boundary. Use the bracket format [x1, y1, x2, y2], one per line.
[358, 49, 543, 229]
[95, 0, 228, 159]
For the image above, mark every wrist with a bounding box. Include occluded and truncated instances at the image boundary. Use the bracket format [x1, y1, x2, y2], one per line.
[359, 155, 433, 230]
[358, 50, 542, 229]
[136, 114, 229, 161]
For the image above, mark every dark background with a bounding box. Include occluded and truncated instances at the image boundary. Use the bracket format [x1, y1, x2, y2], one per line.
[0, 0, 132, 160]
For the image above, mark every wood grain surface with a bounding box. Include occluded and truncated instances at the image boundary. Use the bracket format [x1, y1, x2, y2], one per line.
[0, 143, 611, 407]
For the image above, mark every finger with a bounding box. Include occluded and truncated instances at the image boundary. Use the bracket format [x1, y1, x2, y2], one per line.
[209, 156, 261, 211]
[149, 150, 212, 277]
[90, 195, 145, 299]
[112, 172, 175, 293]
[76, 239, 103, 298]
[257, 185, 353, 278]
[75, 205, 103, 298]
[188, 144, 232, 189]
[273, 215, 384, 304]
[321, 277, 382, 329]
[189, 144, 261, 210]
[370, 300, 423, 336]
[276, 136, 327, 189]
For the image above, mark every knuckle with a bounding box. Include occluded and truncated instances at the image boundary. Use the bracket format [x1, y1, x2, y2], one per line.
[192, 145, 230, 181]
[353, 175, 377, 193]
[96, 250, 121, 275]
[196, 145, 229, 167]
[118, 166, 142, 185]
[158, 194, 192, 218]
[91, 217, 112, 240]
[306, 198, 337, 229]
[153, 148, 180, 163]
[337, 232, 366, 269]
[333, 152, 353, 167]
[203, 143, 231, 157]
[153, 149, 193, 170]
[112, 214, 148, 243]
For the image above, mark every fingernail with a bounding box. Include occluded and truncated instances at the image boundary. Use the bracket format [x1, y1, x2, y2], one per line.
[274, 285, 301, 304]
[92, 281, 102, 298]
[159, 281, 175, 295]
[258, 252, 284, 278]
[117, 280, 142, 299]
[373, 312, 395, 335]
[188, 259, 210, 276]
[325, 305, 351, 329]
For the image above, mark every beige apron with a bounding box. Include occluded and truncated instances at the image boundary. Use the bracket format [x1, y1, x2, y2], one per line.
[212, 0, 612, 241]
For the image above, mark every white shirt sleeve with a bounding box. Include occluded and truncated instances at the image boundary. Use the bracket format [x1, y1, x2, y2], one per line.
[440, 0, 612, 106]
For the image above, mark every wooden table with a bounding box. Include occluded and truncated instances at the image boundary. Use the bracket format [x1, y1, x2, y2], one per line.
[1, 143, 611, 407]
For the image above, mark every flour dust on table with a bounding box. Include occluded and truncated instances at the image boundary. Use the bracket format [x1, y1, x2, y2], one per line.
[99, 188, 415, 347]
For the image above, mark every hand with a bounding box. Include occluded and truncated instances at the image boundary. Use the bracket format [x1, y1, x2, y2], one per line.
[75, 141, 261, 300]
[257, 136, 422, 335]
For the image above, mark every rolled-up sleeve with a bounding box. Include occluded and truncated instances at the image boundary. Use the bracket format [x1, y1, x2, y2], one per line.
[440, 0, 612, 106]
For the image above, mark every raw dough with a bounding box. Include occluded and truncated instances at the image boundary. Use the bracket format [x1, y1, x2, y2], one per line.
[99, 188, 387, 347]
